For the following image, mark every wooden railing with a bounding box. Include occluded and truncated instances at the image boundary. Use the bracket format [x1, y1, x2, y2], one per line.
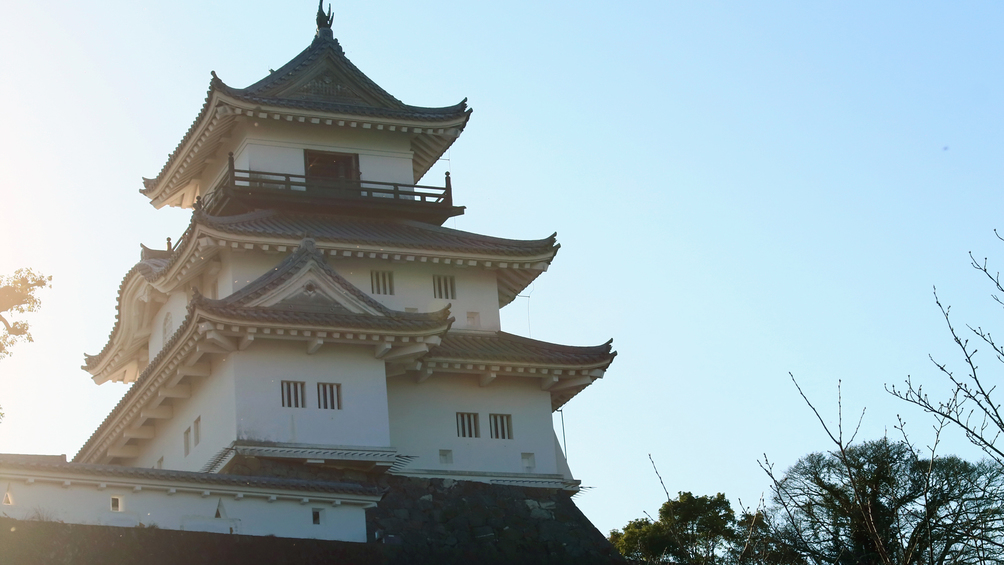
[201, 152, 453, 213]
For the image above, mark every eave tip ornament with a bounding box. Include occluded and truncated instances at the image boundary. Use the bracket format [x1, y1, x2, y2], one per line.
[316, 0, 334, 37]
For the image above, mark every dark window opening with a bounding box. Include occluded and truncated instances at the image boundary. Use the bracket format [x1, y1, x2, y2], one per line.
[305, 150, 359, 182]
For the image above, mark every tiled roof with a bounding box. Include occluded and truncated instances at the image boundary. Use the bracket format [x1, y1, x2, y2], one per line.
[192, 238, 452, 330]
[193, 303, 449, 332]
[83, 239, 451, 372]
[198, 209, 559, 257]
[223, 33, 468, 121]
[0, 456, 381, 497]
[428, 332, 616, 367]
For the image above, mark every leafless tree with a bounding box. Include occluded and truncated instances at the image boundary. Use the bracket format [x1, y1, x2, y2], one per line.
[888, 238, 1004, 468]
[763, 375, 1004, 565]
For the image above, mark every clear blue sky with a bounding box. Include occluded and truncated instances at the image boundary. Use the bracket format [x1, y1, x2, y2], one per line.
[1, 1, 1002, 535]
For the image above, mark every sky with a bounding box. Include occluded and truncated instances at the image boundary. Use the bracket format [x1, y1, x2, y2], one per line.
[1, 0, 1002, 537]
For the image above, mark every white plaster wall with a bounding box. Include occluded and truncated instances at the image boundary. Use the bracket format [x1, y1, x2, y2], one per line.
[132, 355, 237, 472]
[387, 374, 558, 475]
[0, 478, 366, 541]
[223, 250, 290, 296]
[233, 341, 391, 448]
[151, 290, 190, 356]
[230, 122, 415, 185]
[332, 259, 501, 331]
[216, 250, 235, 298]
[244, 144, 305, 178]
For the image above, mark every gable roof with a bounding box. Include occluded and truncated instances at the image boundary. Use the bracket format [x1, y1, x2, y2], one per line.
[191, 238, 452, 332]
[142, 30, 471, 208]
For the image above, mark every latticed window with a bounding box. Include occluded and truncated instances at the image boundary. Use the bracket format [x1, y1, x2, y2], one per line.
[371, 271, 394, 295]
[433, 275, 456, 299]
[317, 383, 341, 410]
[281, 380, 306, 408]
[489, 414, 513, 440]
[456, 412, 480, 438]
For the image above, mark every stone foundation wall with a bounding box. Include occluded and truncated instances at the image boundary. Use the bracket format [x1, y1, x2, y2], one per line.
[222, 455, 624, 563]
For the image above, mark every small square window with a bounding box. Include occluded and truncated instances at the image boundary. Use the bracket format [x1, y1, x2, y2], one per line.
[433, 275, 456, 300]
[439, 449, 453, 464]
[312, 508, 323, 525]
[282, 381, 306, 408]
[193, 417, 201, 446]
[489, 414, 513, 440]
[317, 383, 342, 410]
[2, 492, 12, 506]
[370, 271, 394, 295]
[456, 412, 480, 438]
[466, 312, 481, 329]
[521, 453, 536, 473]
[110, 496, 122, 512]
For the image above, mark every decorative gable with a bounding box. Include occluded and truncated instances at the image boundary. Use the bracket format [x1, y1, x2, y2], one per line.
[227, 239, 388, 317]
[284, 66, 369, 105]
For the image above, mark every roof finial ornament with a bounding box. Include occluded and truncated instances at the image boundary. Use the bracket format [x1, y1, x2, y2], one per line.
[316, 1, 333, 36]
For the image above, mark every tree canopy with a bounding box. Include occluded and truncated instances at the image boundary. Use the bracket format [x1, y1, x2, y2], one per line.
[611, 440, 1004, 564]
[0, 268, 50, 361]
[609, 491, 737, 564]
[767, 438, 1004, 565]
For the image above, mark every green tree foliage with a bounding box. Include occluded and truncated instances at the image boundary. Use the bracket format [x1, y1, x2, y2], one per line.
[0, 268, 50, 361]
[768, 438, 1004, 565]
[733, 511, 806, 565]
[609, 491, 737, 564]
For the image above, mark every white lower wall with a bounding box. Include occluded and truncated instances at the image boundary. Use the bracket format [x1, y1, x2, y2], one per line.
[133, 355, 237, 472]
[233, 341, 391, 448]
[387, 373, 558, 475]
[0, 476, 367, 541]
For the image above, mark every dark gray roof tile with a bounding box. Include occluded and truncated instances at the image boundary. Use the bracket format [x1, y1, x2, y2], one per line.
[0, 456, 380, 497]
[429, 332, 616, 367]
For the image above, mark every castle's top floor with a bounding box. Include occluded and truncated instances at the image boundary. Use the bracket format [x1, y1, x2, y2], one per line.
[140, 11, 471, 221]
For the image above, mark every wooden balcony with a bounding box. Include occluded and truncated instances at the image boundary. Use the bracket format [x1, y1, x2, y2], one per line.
[200, 154, 464, 225]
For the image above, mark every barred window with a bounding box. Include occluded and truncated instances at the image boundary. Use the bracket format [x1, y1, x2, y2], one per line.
[489, 414, 513, 440]
[371, 271, 394, 295]
[317, 382, 342, 410]
[282, 380, 306, 408]
[433, 275, 456, 300]
[456, 412, 480, 438]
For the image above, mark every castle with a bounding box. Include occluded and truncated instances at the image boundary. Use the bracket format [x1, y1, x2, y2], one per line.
[0, 4, 616, 546]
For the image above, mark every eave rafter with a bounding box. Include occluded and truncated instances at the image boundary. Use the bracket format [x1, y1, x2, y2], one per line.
[407, 360, 607, 410]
